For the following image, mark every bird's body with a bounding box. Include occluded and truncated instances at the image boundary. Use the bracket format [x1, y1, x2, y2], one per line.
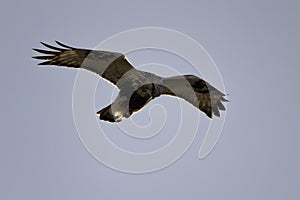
[98, 70, 164, 122]
[33, 41, 227, 122]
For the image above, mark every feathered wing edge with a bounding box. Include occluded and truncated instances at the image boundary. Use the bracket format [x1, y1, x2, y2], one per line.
[32, 41, 134, 86]
[161, 75, 228, 118]
[32, 41, 95, 69]
[32, 41, 80, 66]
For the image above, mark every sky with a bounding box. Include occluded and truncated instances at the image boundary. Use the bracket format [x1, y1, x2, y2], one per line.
[0, 0, 299, 199]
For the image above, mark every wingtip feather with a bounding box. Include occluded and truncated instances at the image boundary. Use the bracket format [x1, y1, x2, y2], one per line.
[40, 41, 63, 51]
[32, 48, 57, 55]
[55, 40, 74, 49]
[32, 55, 53, 60]
[37, 61, 52, 65]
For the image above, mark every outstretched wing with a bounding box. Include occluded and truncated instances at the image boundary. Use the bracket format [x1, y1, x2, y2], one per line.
[33, 41, 134, 86]
[162, 75, 228, 118]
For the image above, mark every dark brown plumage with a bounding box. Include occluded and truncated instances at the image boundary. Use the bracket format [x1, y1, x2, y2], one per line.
[33, 41, 228, 122]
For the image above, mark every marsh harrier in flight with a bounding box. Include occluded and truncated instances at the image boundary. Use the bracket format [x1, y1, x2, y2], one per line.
[33, 41, 227, 122]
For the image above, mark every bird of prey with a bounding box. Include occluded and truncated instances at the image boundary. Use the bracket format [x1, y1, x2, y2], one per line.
[33, 41, 228, 122]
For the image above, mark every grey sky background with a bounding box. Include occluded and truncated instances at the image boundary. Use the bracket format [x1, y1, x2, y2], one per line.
[0, 0, 299, 199]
